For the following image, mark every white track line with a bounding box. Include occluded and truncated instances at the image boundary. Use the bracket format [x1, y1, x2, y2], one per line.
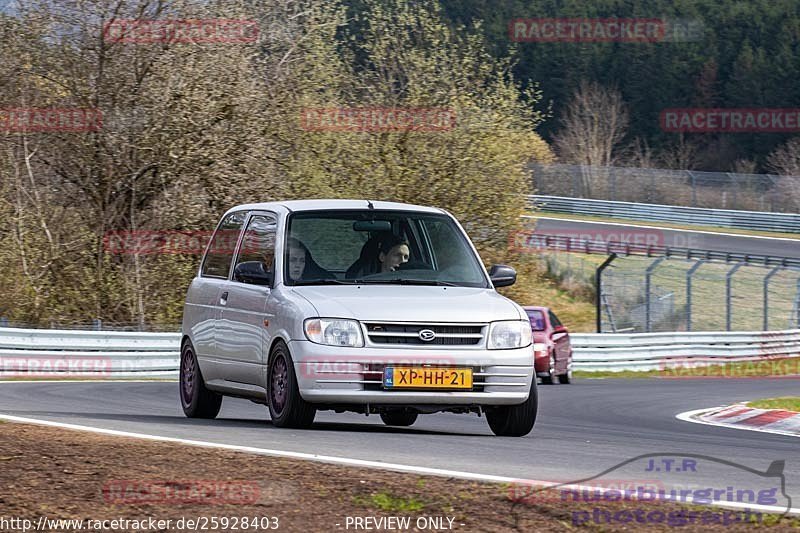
[524, 215, 800, 242]
[0, 410, 797, 516]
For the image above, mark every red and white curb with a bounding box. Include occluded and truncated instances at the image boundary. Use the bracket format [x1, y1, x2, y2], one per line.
[677, 404, 800, 438]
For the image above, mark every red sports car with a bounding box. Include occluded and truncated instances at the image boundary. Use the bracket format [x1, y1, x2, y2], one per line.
[523, 306, 573, 384]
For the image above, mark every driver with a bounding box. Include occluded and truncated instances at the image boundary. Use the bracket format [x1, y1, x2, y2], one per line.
[377, 235, 410, 273]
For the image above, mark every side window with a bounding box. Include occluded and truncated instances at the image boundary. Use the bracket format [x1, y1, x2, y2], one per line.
[201, 211, 247, 278]
[234, 214, 278, 276]
[548, 311, 563, 328]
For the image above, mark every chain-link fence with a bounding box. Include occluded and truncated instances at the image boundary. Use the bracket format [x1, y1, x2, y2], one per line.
[531, 163, 800, 213]
[540, 251, 800, 333]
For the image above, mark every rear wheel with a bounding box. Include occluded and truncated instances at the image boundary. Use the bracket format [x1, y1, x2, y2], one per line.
[380, 410, 418, 427]
[486, 380, 538, 437]
[558, 367, 572, 384]
[267, 341, 316, 428]
[180, 342, 222, 419]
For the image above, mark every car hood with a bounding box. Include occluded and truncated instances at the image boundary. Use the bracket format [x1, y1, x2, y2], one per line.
[291, 285, 523, 323]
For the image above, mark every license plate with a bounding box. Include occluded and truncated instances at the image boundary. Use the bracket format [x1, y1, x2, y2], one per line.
[383, 367, 472, 389]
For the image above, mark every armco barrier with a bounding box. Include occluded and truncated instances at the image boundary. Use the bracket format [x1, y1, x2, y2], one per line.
[1, 326, 799, 376]
[570, 329, 800, 372]
[0, 327, 181, 378]
[529, 195, 800, 234]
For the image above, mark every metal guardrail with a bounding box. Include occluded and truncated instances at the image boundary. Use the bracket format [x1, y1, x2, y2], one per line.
[1, 327, 798, 376]
[529, 195, 800, 234]
[530, 163, 800, 213]
[570, 329, 800, 372]
[0, 327, 181, 378]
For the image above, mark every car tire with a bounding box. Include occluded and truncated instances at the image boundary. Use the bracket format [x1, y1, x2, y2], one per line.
[486, 380, 538, 437]
[379, 410, 418, 427]
[558, 367, 572, 384]
[267, 341, 316, 429]
[540, 352, 555, 384]
[180, 342, 222, 419]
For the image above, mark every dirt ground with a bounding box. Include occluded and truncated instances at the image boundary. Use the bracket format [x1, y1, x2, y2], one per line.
[0, 421, 797, 532]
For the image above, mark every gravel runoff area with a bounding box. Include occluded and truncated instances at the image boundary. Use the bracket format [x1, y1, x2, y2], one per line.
[0, 421, 798, 532]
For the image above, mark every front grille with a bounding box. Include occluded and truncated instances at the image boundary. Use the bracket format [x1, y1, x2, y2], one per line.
[364, 323, 485, 346]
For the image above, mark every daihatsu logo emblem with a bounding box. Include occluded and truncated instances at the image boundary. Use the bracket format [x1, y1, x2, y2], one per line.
[418, 329, 436, 342]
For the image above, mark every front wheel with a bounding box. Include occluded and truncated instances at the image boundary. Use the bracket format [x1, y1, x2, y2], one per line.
[380, 410, 418, 427]
[180, 342, 222, 419]
[267, 342, 316, 428]
[486, 380, 538, 437]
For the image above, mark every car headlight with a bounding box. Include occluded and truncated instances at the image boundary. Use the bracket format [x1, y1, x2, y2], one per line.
[487, 320, 532, 350]
[303, 318, 364, 347]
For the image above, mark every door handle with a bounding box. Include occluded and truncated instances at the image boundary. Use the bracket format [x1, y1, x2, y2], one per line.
[219, 291, 229, 306]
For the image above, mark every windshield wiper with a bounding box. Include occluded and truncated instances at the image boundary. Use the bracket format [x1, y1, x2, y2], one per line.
[293, 279, 359, 286]
[352, 278, 459, 287]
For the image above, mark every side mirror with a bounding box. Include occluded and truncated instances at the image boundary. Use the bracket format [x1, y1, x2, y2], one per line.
[489, 264, 516, 288]
[553, 325, 568, 335]
[233, 261, 272, 286]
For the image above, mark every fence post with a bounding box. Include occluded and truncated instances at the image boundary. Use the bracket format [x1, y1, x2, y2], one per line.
[596, 253, 618, 333]
[687, 170, 697, 207]
[686, 260, 706, 332]
[763, 266, 782, 330]
[725, 263, 744, 331]
[610, 167, 617, 201]
[793, 276, 800, 328]
[645, 257, 666, 332]
[93, 318, 102, 331]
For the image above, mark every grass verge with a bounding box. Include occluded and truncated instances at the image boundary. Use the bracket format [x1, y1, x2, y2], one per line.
[746, 397, 800, 411]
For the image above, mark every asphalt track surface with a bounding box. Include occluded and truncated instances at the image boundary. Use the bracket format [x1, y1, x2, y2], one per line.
[2, 378, 799, 510]
[532, 217, 800, 260]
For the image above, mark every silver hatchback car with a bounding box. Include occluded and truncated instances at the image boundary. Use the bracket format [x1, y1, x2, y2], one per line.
[180, 199, 537, 436]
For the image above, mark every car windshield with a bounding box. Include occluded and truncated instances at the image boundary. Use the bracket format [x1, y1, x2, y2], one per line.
[284, 210, 490, 288]
[527, 310, 546, 331]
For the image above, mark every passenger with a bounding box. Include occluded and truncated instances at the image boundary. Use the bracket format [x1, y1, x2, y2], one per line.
[286, 238, 334, 281]
[377, 235, 410, 273]
[286, 238, 307, 281]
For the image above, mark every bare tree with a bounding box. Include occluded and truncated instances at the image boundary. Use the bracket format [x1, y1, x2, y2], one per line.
[766, 137, 800, 211]
[552, 81, 629, 196]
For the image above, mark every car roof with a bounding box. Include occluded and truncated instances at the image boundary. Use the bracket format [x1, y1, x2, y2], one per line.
[522, 306, 548, 312]
[223, 199, 446, 217]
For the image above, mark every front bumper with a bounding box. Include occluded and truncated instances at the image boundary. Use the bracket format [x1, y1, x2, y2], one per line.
[287, 340, 534, 405]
